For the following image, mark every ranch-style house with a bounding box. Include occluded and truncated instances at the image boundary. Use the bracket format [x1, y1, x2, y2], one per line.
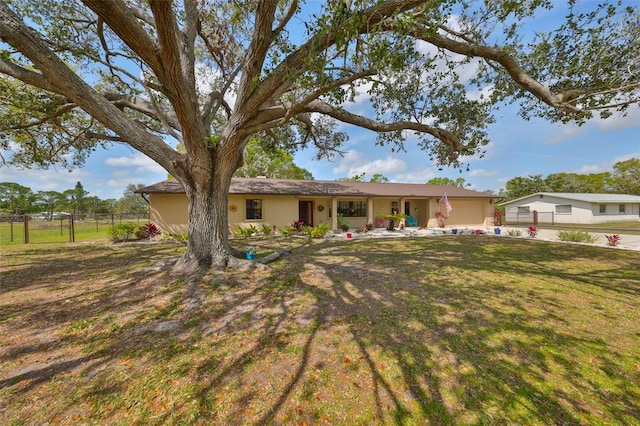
[137, 177, 500, 235]
[499, 192, 640, 224]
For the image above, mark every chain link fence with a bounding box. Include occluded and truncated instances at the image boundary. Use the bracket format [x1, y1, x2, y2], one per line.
[0, 213, 149, 244]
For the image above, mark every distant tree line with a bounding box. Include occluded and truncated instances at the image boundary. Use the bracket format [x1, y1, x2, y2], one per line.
[0, 181, 148, 216]
[500, 158, 639, 200]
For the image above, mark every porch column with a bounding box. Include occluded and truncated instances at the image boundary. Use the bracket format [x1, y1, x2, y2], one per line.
[367, 197, 374, 226]
[331, 197, 338, 230]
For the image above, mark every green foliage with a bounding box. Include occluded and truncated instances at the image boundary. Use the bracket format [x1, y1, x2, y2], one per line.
[302, 222, 330, 239]
[501, 158, 640, 199]
[426, 177, 470, 188]
[233, 224, 262, 237]
[106, 223, 138, 242]
[261, 224, 272, 235]
[234, 137, 314, 180]
[280, 225, 296, 237]
[557, 230, 599, 243]
[507, 229, 522, 237]
[116, 183, 149, 215]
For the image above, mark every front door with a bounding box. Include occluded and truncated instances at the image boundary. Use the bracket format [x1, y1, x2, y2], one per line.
[299, 201, 313, 227]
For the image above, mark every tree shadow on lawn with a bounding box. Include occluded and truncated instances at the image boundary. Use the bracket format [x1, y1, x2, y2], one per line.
[285, 236, 640, 424]
[1, 238, 638, 424]
[0, 243, 186, 402]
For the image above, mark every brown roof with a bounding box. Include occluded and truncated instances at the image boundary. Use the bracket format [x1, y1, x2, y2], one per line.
[137, 178, 496, 199]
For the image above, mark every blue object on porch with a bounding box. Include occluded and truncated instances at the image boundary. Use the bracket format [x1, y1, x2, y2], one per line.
[406, 215, 418, 227]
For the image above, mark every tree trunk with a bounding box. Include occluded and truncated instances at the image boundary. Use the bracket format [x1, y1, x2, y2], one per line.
[175, 147, 240, 272]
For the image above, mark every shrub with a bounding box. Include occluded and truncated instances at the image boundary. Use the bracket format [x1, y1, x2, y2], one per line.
[527, 225, 538, 238]
[261, 224, 272, 235]
[280, 225, 296, 237]
[137, 223, 161, 239]
[167, 233, 188, 241]
[507, 229, 522, 237]
[605, 234, 621, 246]
[303, 223, 330, 239]
[106, 223, 138, 242]
[234, 224, 259, 237]
[557, 230, 598, 243]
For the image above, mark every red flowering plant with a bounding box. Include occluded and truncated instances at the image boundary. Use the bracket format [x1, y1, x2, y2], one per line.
[527, 225, 538, 238]
[605, 234, 620, 246]
[435, 211, 447, 228]
[493, 210, 502, 226]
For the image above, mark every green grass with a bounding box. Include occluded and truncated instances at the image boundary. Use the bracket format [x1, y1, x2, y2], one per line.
[0, 218, 145, 244]
[1, 237, 639, 425]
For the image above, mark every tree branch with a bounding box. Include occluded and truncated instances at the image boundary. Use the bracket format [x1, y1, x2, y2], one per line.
[302, 99, 462, 152]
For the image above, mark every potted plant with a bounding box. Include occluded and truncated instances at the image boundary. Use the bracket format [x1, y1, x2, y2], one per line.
[376, 212, 407, 231]
[494, 227, 501, 235]
[245, 246, 257, 260]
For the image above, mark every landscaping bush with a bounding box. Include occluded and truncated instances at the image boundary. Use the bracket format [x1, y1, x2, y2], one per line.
[303, 222, 330, 239]
[233, 224, 259, 237]
[106, 223, 138, 242]
[136, 223, 161, 239]
[557, 230, 598, 243]
[280, 225, 296, 237]
[507, 229, 522, 237]
[605, 234, 621, 246]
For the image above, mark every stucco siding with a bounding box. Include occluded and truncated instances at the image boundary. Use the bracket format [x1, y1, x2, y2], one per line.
[149, 193, 492, 235]
[149, 193, 188, 234]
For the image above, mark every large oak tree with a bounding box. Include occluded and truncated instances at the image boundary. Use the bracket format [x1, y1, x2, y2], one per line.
[1, 0, 638, 270]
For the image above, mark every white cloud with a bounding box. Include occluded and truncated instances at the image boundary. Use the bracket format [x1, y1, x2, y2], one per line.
[0, 165, 88, 192]
[332, 150, 408, 178]
[105, 153, 165, 174]
[590, 107, 640, 132]
[393, 168, 438, 184]
[576, 151, 640, 174]
[544, 124, 586, 145]
[468, 168, 498, 178]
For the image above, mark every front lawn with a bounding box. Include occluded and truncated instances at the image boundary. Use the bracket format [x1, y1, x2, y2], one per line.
[1, 237, 638, 424]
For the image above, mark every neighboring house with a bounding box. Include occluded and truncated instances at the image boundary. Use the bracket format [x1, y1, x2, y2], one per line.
[499, 192, 640, 224]
[136, 177, 499, 234]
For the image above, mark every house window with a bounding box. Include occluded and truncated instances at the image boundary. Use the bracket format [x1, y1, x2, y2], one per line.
[337, 201, 366, 217]
[517, 206, 530, 213]
[599, 204, 606, 214]
[556, 204, 572, 214]
[619, 204, 626, 214]
[246, 199, 262, 220]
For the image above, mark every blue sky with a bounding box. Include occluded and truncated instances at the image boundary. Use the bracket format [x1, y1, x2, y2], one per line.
[2, 103, 637, 199]
[1, 1, 639, 200]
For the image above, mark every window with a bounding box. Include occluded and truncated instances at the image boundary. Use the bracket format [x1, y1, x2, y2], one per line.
[246, 199, 262, 220]
[619, 204, 626, 214]
[337, 201, 366, 217]
[556, 204, 572, 214]
[517, 206, 530, 213]
[599, 204, 606, 214]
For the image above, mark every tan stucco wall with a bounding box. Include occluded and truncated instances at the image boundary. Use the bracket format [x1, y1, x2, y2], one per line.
[149, 194, 189, 234]
[427, 198, 493, 227]
[149, 193, 492, 235]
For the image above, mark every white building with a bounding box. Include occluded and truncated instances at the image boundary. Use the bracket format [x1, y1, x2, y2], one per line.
[499, 193, 640, 224]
